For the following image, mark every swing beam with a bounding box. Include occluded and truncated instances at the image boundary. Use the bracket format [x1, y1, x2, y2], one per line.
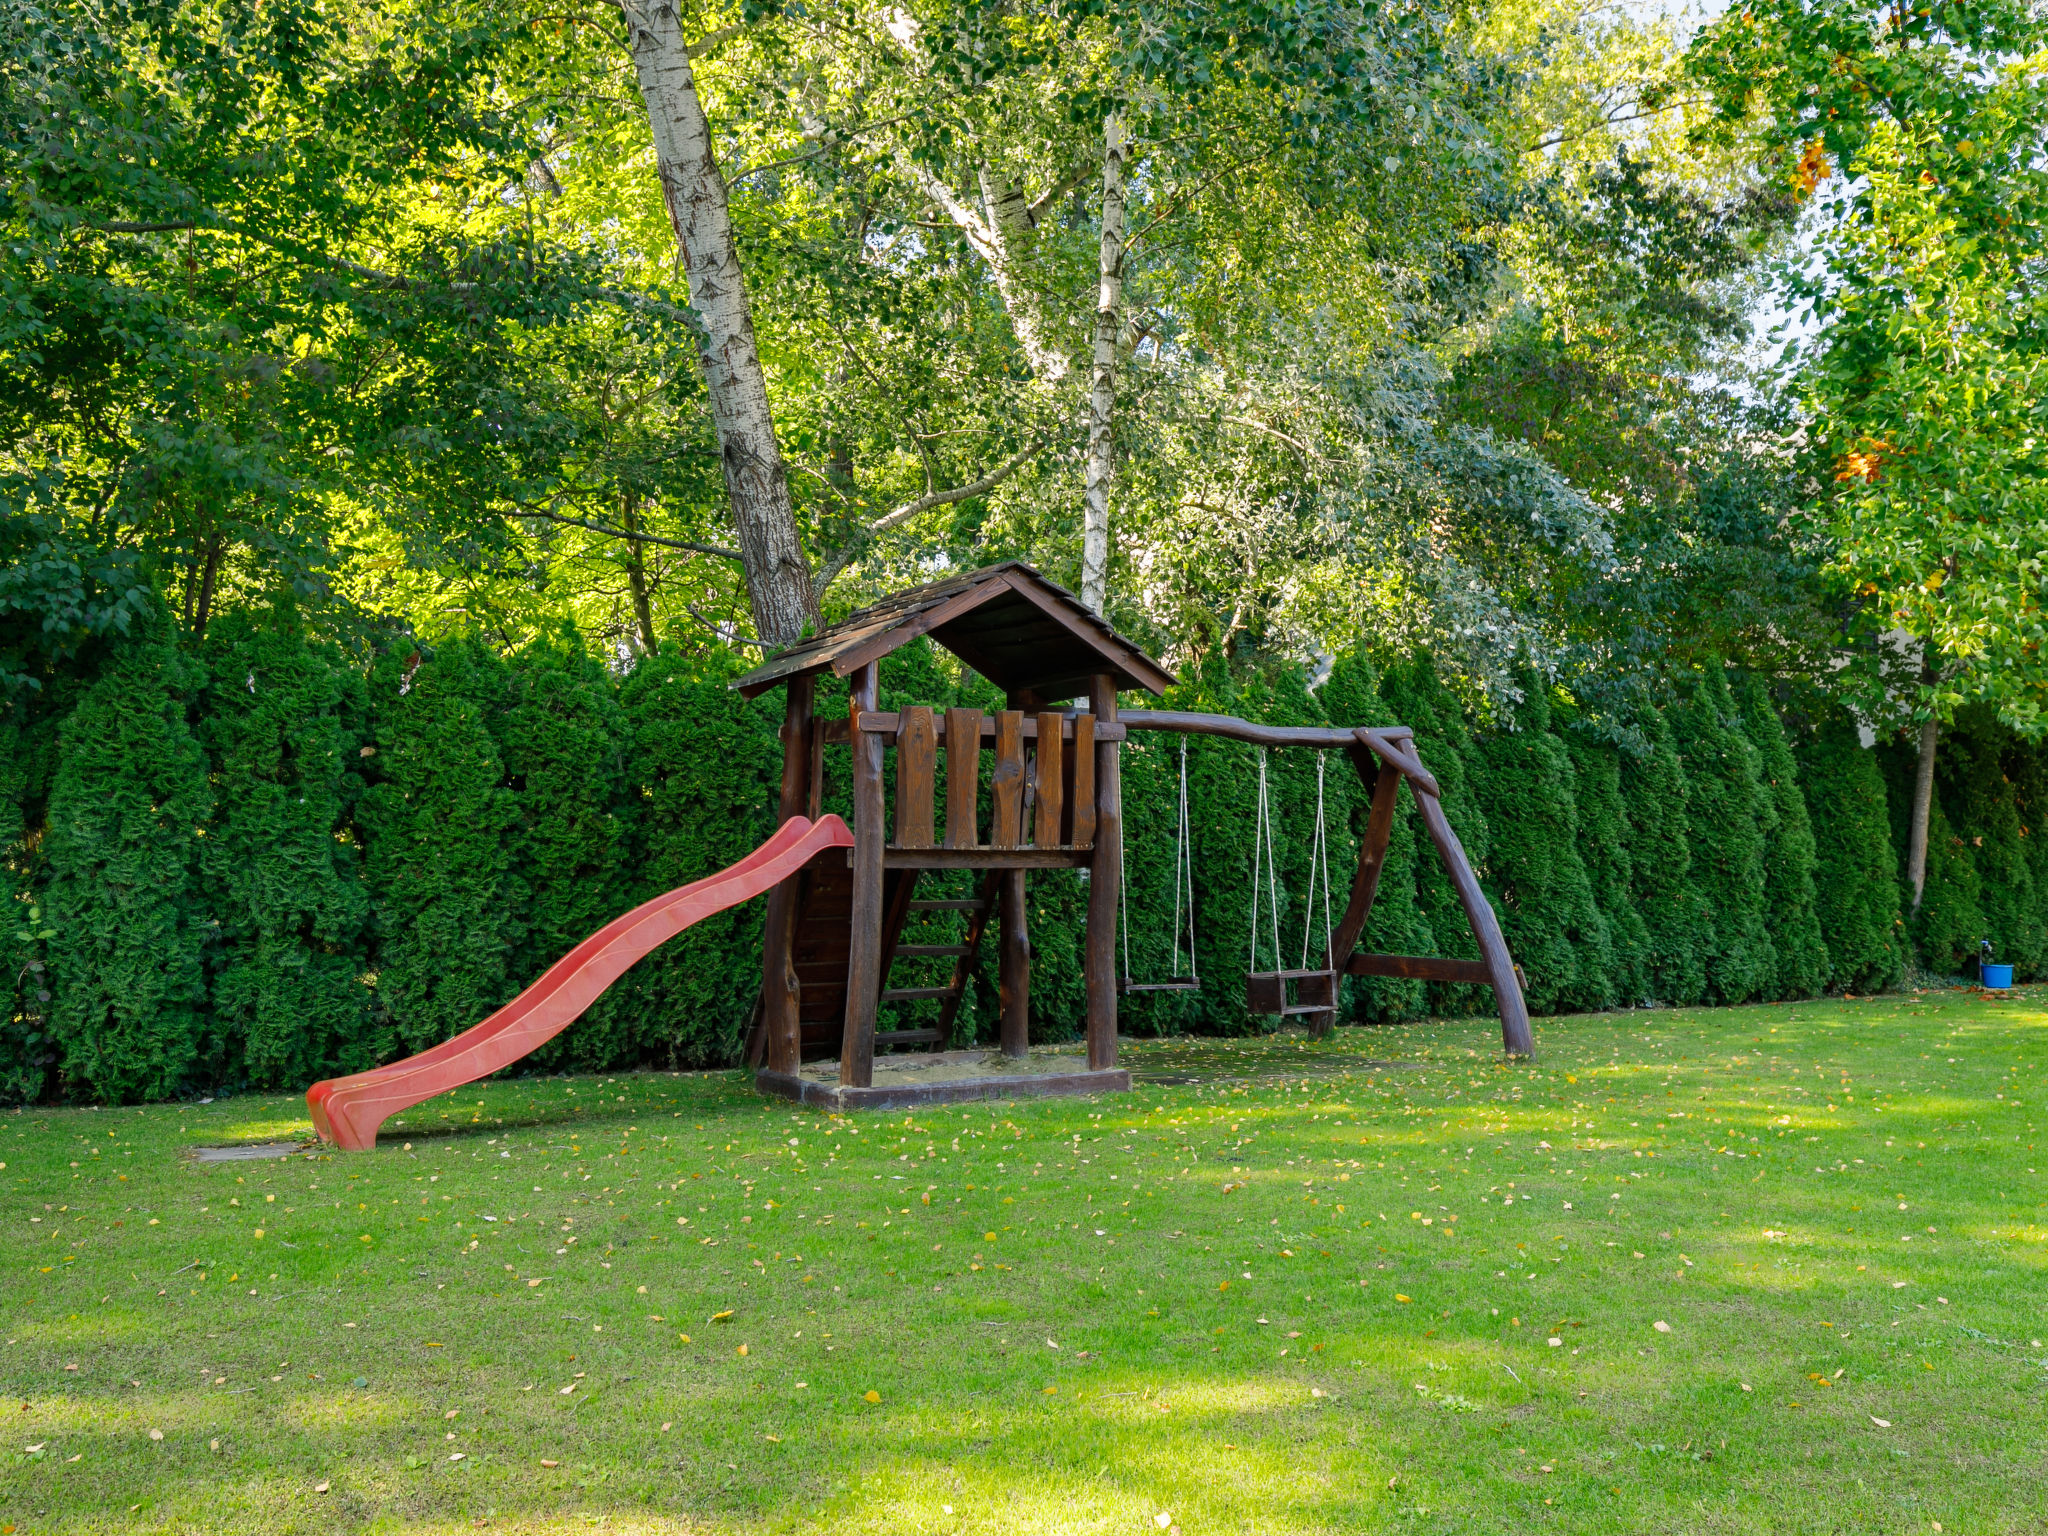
[1119, 709, 1534, 1058]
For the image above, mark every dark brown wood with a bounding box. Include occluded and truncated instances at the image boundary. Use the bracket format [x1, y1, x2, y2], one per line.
[895, 705, 937, 848]
[1084, 675, 1121, 1070]
[1115, 709, 1437, 797]
[1412, 788, 1535, 1056]
[911, 899, 982, 911]
[991, 710, 1026, 848]
[874, 1028, 944, 1047]
[884, 847, 1092, 870]
[840, 662, 885, 1088]
[934, 872, 1000, 1041]
[894, 943, 971, 958]
[881, 987, 956, 1003]
[1069, 713, 1096, 848]
[755, 674, 814, 1074]
[875, 868, 920, 999]
[1305, 756, 1403, 1039]
[826, 712, 1126, 746]
[1033, 710, 1064, 848]
[1347, 953, 1498, 985]
[1247, 968, 1337, 1017]
[999, 869, 1029, 1058]
[944, 707, 982, 848]
[826, 574, 1017, 678]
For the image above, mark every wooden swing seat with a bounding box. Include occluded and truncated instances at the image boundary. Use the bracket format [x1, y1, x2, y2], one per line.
[1121, 977, 1201, 994]
[1247, 967, 1336, 1017]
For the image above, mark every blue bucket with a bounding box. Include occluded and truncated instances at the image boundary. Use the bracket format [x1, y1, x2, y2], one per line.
[1981, 962, 2014, 989]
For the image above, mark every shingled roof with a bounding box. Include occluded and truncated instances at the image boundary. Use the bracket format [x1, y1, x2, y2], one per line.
[732, 561, 1176, 701]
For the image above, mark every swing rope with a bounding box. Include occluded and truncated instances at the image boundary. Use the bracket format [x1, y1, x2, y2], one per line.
[1120, 738, 1199, 987]
[1298, 752, 1335, 973]
[1248, 750, 1285, 974]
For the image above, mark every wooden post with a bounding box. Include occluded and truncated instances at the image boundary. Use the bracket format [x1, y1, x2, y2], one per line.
[999, 870, 1030, 1058]
[1084, 673, 1121, 1070]
[840, 662, 884, 1087]
[1413, 789, 1535, 1057]
[1307, 753, 1402, 1039]
[756, 674, 813, 1073]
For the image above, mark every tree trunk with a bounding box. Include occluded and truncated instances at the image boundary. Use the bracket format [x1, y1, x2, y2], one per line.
[1907, 714, 1938, 911]
[619, 1, 817, 648]
[192, 537, 223, 641]
[1079, 114, 1126, 615]
[622, 494, 658, 654]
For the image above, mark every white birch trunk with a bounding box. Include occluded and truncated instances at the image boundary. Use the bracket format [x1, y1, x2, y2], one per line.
[619, 0, 817, 647]
[1079, 114, 1126, 615]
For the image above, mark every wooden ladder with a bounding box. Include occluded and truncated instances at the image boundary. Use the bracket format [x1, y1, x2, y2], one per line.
[789, 868, 998, 1059]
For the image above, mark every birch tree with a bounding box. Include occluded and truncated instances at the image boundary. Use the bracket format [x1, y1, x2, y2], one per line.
[614, 0, 818, 646]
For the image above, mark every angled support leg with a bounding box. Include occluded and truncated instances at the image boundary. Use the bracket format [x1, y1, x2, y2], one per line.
[1309, 752, 1404, 1039]
[1411, 787, 1534, 1057]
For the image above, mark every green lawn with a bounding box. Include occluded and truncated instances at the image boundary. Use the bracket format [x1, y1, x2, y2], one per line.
[8, 991, 2048, 1534]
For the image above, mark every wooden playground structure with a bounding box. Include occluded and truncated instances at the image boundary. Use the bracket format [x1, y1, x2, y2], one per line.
[734, 562, 1530, 1111]
[306, 561, 1528, 1145]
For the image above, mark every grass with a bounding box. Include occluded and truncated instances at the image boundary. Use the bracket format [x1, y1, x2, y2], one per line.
[7, 989, 2048, 1535]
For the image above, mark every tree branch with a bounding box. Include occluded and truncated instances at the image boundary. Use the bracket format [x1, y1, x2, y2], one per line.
[519, 507, 741, 561]
[816, 436, 1051, 591]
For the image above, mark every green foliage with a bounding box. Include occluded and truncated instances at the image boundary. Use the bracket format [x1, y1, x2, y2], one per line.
[2009, 746, 2048, 978]
[1733, 676, 1829, 999]
[195, 615, 375, 1090]
[1668, 667, 1776, 1003]
[1379, 655, 1494, 1017]
[1559, 724, 1652, 1006]
[1619, 709, 1711, 1007]
[1467, 682, 1613, 1014]
[357, 641, 522, 1056]
[43, 611, 212, 1102]
[1320, 652, 1431, 1024]
[490, 632, 635, 1071]
[1789, 711, 1904, 994]
[614, 649, 783, 1069]
[1938, 712, 2045, 978]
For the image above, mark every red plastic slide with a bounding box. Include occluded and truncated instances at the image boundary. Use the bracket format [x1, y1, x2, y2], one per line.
[307, 814, 853, 1150]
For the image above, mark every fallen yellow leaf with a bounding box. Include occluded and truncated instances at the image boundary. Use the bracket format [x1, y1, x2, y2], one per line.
[863, 1391, 881, 1403]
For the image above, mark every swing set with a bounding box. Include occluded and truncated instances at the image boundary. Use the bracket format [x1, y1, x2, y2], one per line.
[733, 562, 1529, 1111]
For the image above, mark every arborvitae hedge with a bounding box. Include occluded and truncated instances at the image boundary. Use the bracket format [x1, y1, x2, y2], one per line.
[1734, 675, 1829, 999]
[1669, 667, 1776, 1004]
[196, 614, 374, 1089]
[1791, 710, 1904, 992]
[1559, 722, 1652, 1007]
[1620, 710, 1711, 1007]
[18, 608, 2048, 1103]
[43, 612, 213, 1102]
[356, 640, 523, 1056]
[1468, 681, 1614, 1013]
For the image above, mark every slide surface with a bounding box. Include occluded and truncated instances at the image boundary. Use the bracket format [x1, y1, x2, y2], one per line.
[307, 814, 853, 1150]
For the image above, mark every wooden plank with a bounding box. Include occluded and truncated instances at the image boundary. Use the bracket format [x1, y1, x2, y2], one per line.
[754, 674, 814, 1074]
[840, 662, 885, 1089]
[828, 712, 1127, 745]
[827, 575, 1014, 679]
[1412, 789, 1534, 1057]
[894, 705, 937, 848]
[895, 943, 971, 957]
[1033, 710, 1064, 848]
[1346, 952, 1498, 985]
[1083, 675, 1120, 1070]
[991, 710, 1026, 848]
[874, 1028, 944, 1047]
[935, 870, 1001, 1041]
[995, 566, 1178, 695]
[910, 899, 983, 911]
[1000, 869, 1029, 1058]
[880, 987, 956, 1002]
[1353, 726, 1439, 798]
[875, 868, 920, 995]
[1069, 713, 1096, 848]
[883, 847, 1091, 870]
[944, 707, 982, 849]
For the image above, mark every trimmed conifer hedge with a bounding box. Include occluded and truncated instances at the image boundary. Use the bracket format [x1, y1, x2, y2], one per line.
[7, 609, 2047, 1103]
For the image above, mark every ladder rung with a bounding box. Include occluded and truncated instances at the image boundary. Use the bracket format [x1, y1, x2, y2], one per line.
[909, 900, 985, 911]
[880, 986, 957, 1002]
[895, 944, 971, 958]
[876, 1028, 944, 1046]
